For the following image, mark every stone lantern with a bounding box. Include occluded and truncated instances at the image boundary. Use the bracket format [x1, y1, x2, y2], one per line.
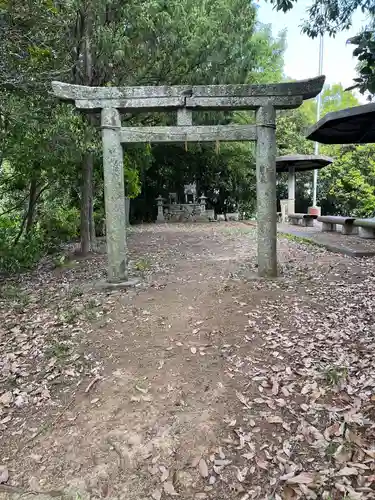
[199, 194, 207, 213]
[156, 195, 165, 223]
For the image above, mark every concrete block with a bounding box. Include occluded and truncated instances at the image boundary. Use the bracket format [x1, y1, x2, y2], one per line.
[341, 224, 358, 235]
[226, 212, 239, 221]
[289, 218, 300, 226]
[303, 218, 314, 227]
[322, 222, 335, 232]
[359, 226, 375, 239]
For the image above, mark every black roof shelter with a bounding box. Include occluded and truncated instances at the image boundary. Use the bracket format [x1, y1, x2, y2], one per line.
[306, 103, 375, 144]
[276, 154, 333, 172]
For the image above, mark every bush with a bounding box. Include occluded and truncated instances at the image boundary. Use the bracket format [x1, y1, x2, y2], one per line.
[94, 209, 106, 236]
[0, 216, 45, 273]
[0, 206, 80, 274]
[39, 206, 80, 247]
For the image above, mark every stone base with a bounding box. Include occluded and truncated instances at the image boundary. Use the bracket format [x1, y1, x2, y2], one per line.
[359, 227, 375, 239]
[304, 218, 314, 227]
[226, 212, 240, 221]
[194, 215, 211, 222]
[97, 278, 141, 291]
[341, 224, 358, 235]
[322, 222, 336, 232]
[242, 270, 280, 281]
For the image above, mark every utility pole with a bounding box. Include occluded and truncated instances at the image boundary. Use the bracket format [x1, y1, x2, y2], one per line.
[312, 32, 324, 207]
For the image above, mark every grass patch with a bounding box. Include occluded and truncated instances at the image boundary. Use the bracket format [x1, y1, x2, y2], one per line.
[59, 308, 80, 324]
[221, 226, 255, 236]
[86, 298, 98, 309]
[134, 258, 152, 272]
[85, 310, 97, 320]
[46, 341, 70, 359]
[324, 366, 348, 386]
[278, 232, 323, 248]
[69, 286, 83, 299]
[0, 283, 30, 309]
[53, 254, 78, 269]
[325, 441, 339, 460]
[0, 283, 22, 300]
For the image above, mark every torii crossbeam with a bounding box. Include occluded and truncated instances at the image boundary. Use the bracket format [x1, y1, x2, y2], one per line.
[52, 77, 325, 283]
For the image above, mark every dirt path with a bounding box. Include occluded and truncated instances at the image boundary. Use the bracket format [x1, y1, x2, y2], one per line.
[1, 224, 374, 500]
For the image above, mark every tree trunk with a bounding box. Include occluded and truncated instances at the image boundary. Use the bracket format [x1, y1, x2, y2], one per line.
[80, 152, 93, 255]
[14, 181, 48, 246]
[77, 1, 95, 255]
[89, 184, 96, 249]
[26, 177, 38, 234]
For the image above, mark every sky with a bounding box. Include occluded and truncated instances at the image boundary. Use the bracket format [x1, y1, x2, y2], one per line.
[256, 1, 369, 101]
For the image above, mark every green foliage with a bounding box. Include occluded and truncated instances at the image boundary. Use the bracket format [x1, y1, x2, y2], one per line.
[269, 0, 375, 98]
[301, 84, 360, 125]
[134, 258, 152, 272]
[276, 109, 312, 156]
[1, 0, 287, 266]
[0, 203, 80, 273]
[324, 366, 348, 386]
[348, 26, 375, 97]
[319, 145, 375, 216]
[45, 341, 70, 359]
[39, 206, 80, 246]
[275, 84, 371, 215]
[279, 232, 323, 248]
[123, 154, 145, 200]
[0, 216, 45, 273]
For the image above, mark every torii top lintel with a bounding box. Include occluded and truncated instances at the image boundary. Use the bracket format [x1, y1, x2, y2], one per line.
[51, 76, 325, 112]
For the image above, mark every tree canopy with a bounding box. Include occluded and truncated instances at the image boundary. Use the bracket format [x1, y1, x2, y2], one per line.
[269, 0, 375, 97]
[0, 0, 286, 271]
[1, 0, 375, 274]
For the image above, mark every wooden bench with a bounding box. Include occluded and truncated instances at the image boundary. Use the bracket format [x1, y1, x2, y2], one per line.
[353, 218, 375, 239]
[288, 213, 316, 227]
[318, 215, 357, 235]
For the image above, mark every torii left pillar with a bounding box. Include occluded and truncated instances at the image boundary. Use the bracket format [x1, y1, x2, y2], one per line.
[101, 108, 127, 282]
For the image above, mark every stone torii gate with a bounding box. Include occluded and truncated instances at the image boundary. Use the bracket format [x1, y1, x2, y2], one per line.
[52, 77, 324, 283]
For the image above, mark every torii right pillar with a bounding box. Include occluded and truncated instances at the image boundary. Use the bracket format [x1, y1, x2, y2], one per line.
[256, 105, 277, 277]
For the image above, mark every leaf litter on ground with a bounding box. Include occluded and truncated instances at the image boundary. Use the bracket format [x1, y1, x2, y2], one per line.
[1, 225, 375, 499]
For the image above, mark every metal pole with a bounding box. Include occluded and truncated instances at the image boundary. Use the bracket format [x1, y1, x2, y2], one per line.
[312, 32, 324, 207]
[288, 166, 296, 214]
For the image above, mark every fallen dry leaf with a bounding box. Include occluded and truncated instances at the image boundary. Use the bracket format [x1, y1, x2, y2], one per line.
[151, 489, 162, 500]
[284, 472, 316, 485]
[336, 467, 359, 476]
[198, 458, 209, 478]
[0, 466, 8, 484]
[159, 465, 169, 482]
[163, 481, 178, 496]
[236, 466, 248, 482]
[334, 444, 353, 464]
[255, 458, 268, 470]
[236, 391, 251, 408]
[267, 415, 283, 424]
[0, 392, 13, 407]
